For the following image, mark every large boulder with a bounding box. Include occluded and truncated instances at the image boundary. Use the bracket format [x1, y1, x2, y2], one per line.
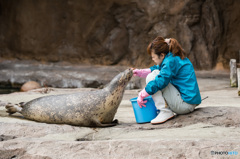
[0, 61, 143, 89]
[0, 0, 239, 69]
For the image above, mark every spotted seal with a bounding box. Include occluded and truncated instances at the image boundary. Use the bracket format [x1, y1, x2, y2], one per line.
[5, 68, 133, 127]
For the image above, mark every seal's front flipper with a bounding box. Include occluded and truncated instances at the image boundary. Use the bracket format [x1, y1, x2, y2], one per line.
[93, 119, 118, 127]
[112, 119, 118, 124]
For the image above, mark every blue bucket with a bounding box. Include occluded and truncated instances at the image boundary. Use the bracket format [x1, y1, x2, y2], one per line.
[130, 96, 158, 123]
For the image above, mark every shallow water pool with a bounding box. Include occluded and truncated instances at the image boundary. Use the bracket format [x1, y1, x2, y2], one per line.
[0, 87, 19, 94]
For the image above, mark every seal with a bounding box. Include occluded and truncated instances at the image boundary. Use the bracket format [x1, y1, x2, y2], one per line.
[5, 68, 133, 127]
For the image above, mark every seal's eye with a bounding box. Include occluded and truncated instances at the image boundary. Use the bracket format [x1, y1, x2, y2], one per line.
[119, 75, 125, 83]
[119, 78, 123, 83]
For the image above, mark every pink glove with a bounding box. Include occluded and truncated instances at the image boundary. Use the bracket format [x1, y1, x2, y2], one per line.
[137, 89, 150, 108]
[133, 69, 151, 78]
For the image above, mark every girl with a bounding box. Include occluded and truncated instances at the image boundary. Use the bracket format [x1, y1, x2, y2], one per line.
[133, 36, 201, 124]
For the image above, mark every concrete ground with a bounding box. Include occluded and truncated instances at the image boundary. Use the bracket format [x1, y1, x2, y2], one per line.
[0, 70, 240, 159]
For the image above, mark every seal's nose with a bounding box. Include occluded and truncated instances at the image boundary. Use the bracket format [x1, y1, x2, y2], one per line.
[128, 68, 133, 74]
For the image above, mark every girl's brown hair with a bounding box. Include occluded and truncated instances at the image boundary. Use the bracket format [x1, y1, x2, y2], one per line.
[147, 36, 186, 59]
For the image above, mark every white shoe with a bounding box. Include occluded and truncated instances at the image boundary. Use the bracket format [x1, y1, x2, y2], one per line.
[151, 110, 175, 124]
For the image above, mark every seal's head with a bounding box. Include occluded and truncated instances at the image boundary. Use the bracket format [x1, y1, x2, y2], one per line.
[106, 68, 133, 91]
[118, 68, 133, 87]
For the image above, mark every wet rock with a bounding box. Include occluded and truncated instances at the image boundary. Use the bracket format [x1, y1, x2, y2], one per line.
[0, 61, 143, 89]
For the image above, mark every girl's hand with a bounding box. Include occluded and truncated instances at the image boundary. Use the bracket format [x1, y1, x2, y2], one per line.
[137, 88, 150, 108]
[133, 69, 151, 78]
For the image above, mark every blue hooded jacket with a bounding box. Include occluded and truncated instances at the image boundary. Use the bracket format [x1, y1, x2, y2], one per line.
[145, 52, 201, 105]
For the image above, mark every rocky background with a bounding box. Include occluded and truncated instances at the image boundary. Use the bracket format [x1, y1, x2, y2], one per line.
[0, 0, 240, 70]
[1, 1, 240, 158]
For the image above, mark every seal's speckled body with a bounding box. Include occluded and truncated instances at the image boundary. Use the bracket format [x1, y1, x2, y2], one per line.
[6, 69, 133, 127]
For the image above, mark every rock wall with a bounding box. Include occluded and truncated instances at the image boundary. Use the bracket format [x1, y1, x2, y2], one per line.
[0, 0, 239, 69]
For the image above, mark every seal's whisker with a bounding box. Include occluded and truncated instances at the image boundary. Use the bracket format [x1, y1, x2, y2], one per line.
[112, 67, 122, 73]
